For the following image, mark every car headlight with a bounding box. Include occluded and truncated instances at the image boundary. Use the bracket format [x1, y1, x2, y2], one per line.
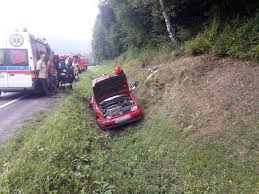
[131, 105, 138, 112]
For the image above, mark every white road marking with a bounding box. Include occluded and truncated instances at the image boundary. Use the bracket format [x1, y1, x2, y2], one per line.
[0, 95, 27, 109]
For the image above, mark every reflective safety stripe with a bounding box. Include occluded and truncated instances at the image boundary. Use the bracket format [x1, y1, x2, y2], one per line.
[5, 71, 31, 74]
[0, 66, 30, 71]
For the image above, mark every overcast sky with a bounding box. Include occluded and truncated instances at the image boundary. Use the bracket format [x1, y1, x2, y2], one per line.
[0, 0, 99, 53]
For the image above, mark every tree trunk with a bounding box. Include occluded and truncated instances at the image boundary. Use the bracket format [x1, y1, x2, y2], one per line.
[159, 0, 180, 47]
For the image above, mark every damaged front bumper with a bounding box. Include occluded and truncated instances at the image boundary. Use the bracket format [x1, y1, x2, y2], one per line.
[97, 109, 143, 130]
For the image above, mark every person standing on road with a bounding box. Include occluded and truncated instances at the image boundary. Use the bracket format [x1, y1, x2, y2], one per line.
[53, 55, 60, 88]
[58, 59, 67, 89]
[36, 53, 52, 97]
[47, 54, 57, 92]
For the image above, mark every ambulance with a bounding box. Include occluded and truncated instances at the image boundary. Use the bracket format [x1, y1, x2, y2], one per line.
[0, 30, 52, 94]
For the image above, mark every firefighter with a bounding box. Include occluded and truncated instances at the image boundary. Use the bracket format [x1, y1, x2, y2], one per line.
[72, 57, 80, 81]
[66, 57, 75, 90]
[58, 57, 67, 89]
[115, 66, 124, 75]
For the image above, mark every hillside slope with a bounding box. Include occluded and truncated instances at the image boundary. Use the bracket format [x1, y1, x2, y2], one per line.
[98, 55, 259, 193]
[132, 55, 258, 138]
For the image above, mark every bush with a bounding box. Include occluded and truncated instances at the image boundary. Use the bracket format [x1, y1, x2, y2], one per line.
[138, 49, 156, 67]
[117, 43, 177, 69]
[177, 26, 197, 42]
[185, 12, 259, 61]
[185, 16, 220, 55]
[213, 12, 259, 61]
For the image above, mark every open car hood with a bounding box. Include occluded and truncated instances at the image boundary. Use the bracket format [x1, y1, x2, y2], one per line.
[93, 73, 129, 103]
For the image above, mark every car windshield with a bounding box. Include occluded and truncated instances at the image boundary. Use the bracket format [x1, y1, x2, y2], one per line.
[0, 49, 29, 66]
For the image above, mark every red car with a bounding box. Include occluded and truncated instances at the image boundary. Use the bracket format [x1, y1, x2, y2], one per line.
[90, 69, 142, 130]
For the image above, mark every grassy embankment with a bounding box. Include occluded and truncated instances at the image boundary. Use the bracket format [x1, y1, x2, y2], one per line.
[105, 52, 259, 193]
[0, 66, 113, 193]
[0, 51, 258, 193]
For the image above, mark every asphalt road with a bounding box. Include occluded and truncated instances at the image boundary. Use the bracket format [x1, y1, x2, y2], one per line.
[0, 92, 58, 144]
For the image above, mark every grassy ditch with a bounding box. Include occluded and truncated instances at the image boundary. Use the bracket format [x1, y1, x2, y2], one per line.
[0, 67, 113, 193]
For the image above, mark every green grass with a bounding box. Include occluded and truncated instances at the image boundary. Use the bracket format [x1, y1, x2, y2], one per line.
[98, 104, 258, 193]
[0, 64, 258, 193]
[0, 68, 112, 193]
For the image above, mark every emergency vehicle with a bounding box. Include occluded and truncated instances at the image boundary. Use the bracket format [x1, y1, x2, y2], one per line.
[0, 30, 52, 94]
[79, 57, 88, 71]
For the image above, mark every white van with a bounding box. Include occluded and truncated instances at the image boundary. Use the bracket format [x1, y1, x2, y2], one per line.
[0, 31, 51, 93]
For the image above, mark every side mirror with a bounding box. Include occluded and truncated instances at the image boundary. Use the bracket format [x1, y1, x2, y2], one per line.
[130, 81, 139, 91]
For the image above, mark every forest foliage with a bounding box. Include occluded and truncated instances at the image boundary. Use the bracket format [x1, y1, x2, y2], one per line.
[92, 0, 259, 63]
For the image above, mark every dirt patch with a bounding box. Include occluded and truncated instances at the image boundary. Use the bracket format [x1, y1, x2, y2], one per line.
[131, 55, 259, 138]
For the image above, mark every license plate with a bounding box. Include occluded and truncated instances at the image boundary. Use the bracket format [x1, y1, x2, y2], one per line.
[0, 75, 5, 79]
[115, 115, 131, 124]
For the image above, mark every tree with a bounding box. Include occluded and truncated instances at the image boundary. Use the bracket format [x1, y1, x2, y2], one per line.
[92, 0, 259, 62]
[159, 0, 180, 47]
